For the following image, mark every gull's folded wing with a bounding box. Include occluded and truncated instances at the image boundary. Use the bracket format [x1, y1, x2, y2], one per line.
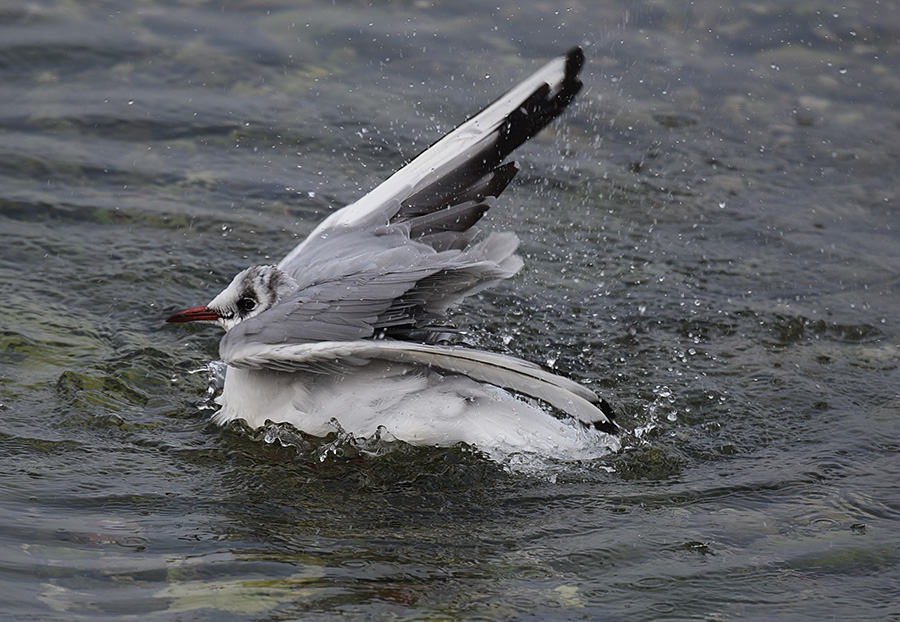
[222, 338, 618, 434]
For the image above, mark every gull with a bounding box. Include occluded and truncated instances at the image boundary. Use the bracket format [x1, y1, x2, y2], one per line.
[167, 47, 619, 460]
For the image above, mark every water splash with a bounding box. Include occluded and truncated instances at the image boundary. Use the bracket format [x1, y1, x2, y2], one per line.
[191, 360, 226, 414]
[633, 384, 679, 442]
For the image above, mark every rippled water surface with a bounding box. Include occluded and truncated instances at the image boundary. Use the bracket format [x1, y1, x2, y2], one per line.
[2, 0, 900, 619]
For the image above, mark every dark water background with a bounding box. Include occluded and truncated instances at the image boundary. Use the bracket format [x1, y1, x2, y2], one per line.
[2, 0, 899, 619]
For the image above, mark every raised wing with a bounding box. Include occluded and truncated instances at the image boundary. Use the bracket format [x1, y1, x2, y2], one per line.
[278, 47, 585, 269]
[222, 338, 618, 433]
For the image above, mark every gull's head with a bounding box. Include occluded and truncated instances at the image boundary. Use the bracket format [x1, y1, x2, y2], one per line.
[166, 265, 298, 332]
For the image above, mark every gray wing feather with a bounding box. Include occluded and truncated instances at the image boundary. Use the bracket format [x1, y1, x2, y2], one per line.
[224, 339, 616, 431]
[221, 228, 522, 349]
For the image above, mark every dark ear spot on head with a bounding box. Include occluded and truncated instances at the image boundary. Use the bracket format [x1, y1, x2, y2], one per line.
[269, 269, 290, 291]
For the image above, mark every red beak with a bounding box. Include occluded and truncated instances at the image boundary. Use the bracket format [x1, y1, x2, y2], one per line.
[166, 306, 221, 323]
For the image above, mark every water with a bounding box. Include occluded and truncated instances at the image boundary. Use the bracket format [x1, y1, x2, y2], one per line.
[2, 0, 900, 619]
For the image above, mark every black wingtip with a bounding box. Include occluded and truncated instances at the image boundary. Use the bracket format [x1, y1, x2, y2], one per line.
[556, 47, 585, 108]
[565, 46, 585, 77]
[589, 397, 620, 435]
[592, 419, 620, 435]
[490, 46, 586, 157]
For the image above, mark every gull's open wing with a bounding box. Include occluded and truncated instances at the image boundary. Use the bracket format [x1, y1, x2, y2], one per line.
[278, 47, 585, 271]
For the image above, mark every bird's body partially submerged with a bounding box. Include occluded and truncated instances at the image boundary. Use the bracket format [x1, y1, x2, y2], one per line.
[168, 47, 620, 461]
[214, 363, 605, 459]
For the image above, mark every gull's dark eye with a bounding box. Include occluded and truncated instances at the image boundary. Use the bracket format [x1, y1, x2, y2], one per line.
[236, 297, 257, 315]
